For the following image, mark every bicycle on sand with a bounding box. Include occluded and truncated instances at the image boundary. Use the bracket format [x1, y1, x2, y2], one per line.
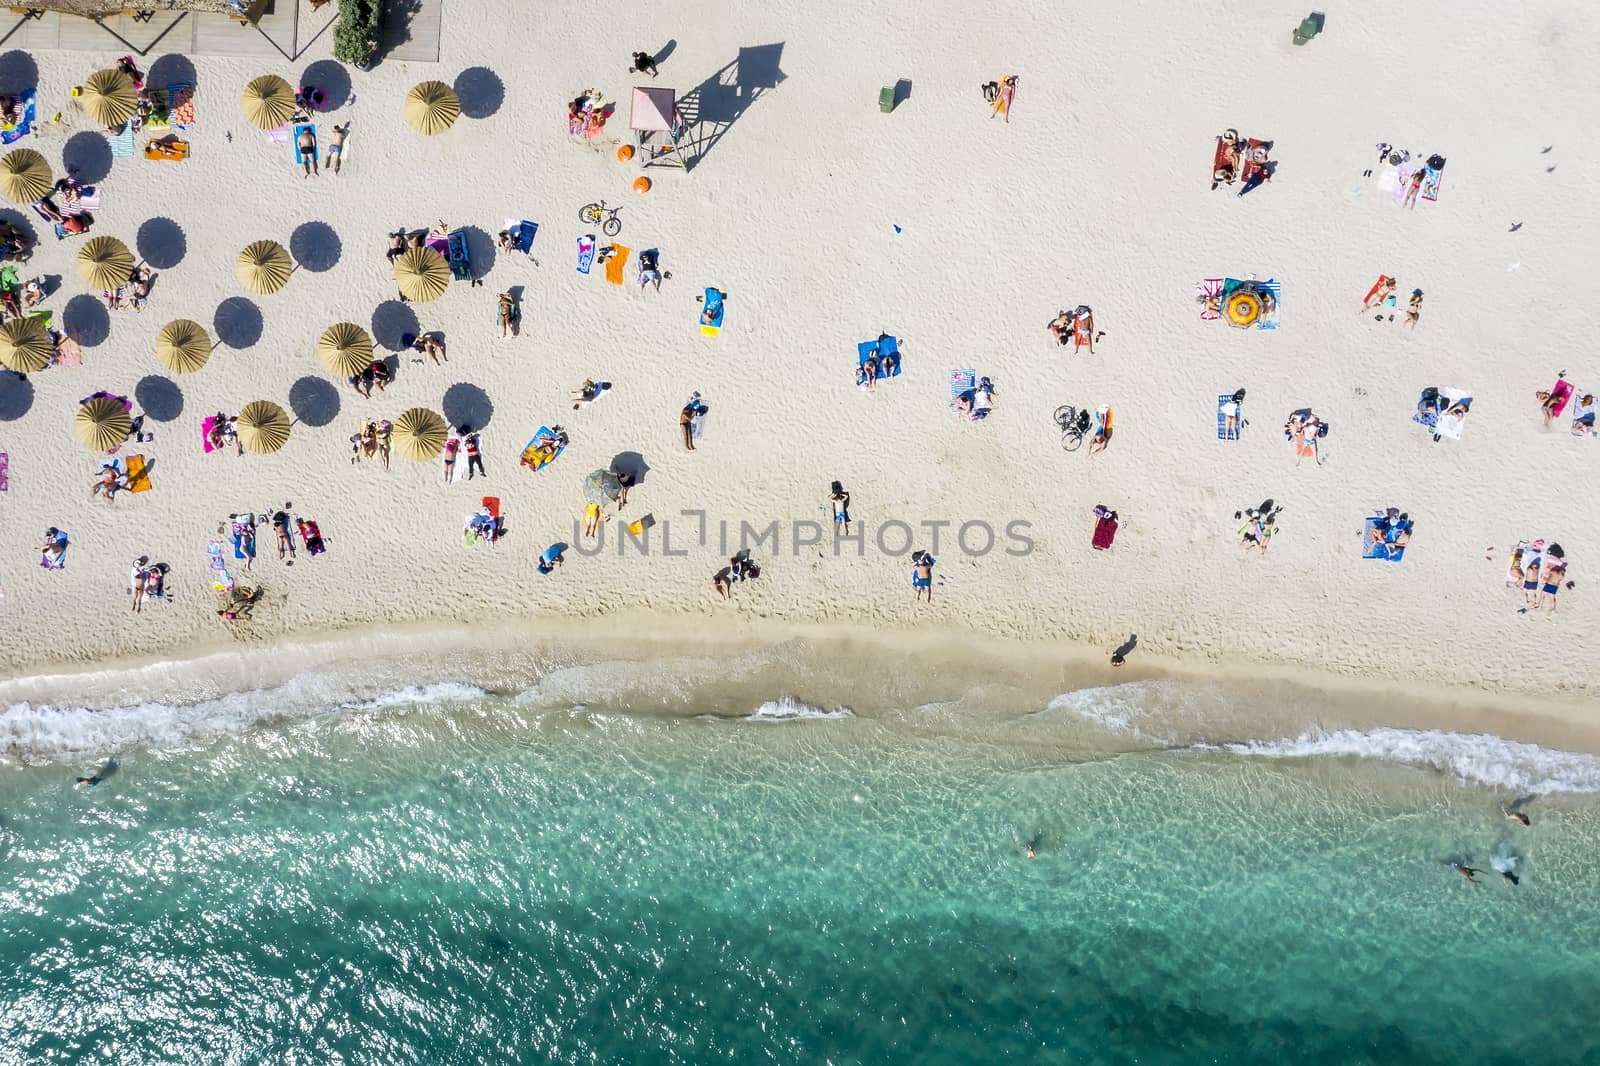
[578, 200, 623, 237]
[1055, 404, 1091, 451]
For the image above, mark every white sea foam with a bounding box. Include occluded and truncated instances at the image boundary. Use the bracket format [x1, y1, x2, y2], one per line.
[0, 680, 489, 765]
[1212, 727, 1600, 795]
[747, 697, 854, 722]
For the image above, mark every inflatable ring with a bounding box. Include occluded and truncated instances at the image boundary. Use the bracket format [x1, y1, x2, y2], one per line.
[616, 145, 635, 162]
[633, 176, 652, 193]
[1224, 290, 1263, 328]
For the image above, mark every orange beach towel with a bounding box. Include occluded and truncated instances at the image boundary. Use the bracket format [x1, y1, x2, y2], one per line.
[603, 244, 630, 286]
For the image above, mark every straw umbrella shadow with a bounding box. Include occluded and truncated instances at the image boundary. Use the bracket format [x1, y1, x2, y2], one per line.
[62, 132, 112, 184]
[288, 375, 340, 428]
[301, 60, 351, 110]
[0, 369, 33, 419]
[136, 216, 186, 269]
[371, 300, 419, 350]
[145, 54, 196, 92]
[213, 297, 263, 349]
[134, 375, 183, 422]
[442, 382, 493, 430]
[0, 50, 38, 96]
[63, 294, 109, 346]
[290, 221, 341, 272]
[453, 67, 503, 119]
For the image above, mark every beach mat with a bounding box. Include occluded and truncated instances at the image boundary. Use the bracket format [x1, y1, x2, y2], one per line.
[169, 84, 196, 128]
[1364, 517, 1407, 562]
[603, 244, 630, 286]
[857, 337, 903, 377]
[124, 454, 151, 492]
[266, 124, 291, 145]
[0, 450, 8, 491]
[519, 426, 565, 472]
[576, 236, 595, 275]
[108, 122, 135, 158]
[699, 288, 725, 337]
[1217, 394, 1242, 440]
[207, 540, 233, 591]
[0, 89, 36, 145]
[1420, 163, 1443, 202]
[950, 369, 975, 399]
[1200, 277, 1222, 320]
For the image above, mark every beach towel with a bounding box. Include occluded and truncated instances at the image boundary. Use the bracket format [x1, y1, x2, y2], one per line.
[603, 244, 630, 286]
[950, 369, 976, 399]
[1294, 425, 1317, 461]
[1211, 136, 1239, 184]
[0, 89, 36, 145]
[0, 451, 8, 491]
[1092, 514, 1118, 551]
[169, 84, 196, 128]
[1544, 378, 1574, 419]
[231, 525, 256, 562]
[699, 288, 725, 337]
[53, 331, 82, 368]
[207, 540, 234, 591]
[293, 124, 317, 166]
[520, 426, 566, 472]
[1391, 159, 1417, 203]
[1200, 277, 1223, 321]
[1257, 278, 1281, 330]
[266, 124, 291, 145]
[1072, 315, 1093, 351]
[108, 122, 135, 158]
[201, 415, 218, 453]
[1420, 163, 1443, 202]
[60, 185, 101, 215]
[1217, 394, 1243, 440]
[1364, 517, 1410, 562]
[691, 407, 707, 440]
[857, 337, 904, 378]
[1239, 139, 1269, 185]
[449, 431, 484, 483]
[425, 226, 449, 257]
[1505, 541, 1533, 587]
[40, 534, 66, 570]
[1413, 386, 1472, 440]
[124, 454, 151, 493]
[504, 218, 538, 256]
[576, 236, 595, 275]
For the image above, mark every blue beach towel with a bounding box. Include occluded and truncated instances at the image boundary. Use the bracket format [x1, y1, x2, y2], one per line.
[1420, 164, 1443, 202]
[699, 288, 725, 336]
[107, 122, 134, 158]
[292, 124, 317, 166]
[950, 369, 975, 399]
[1363, 517, 1409, 562]
[520, 426, 566, 472]
[512, 220, 537, 254]
[576, 236, 595, 274]
[857, 336, 903, 377]
[1217, 394, 1243, 440]
[1257, 279, 1281, 330]
[0, 89, 36, 145]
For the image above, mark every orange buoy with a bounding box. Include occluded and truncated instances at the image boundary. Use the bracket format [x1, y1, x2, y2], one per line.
[616, 145, 635, 162]
[633, 176, 652, 193]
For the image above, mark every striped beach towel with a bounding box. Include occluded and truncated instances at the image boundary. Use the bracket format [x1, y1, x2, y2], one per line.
[1217, 394, 1242, 440]
[950, 369, 975, 399]
[1200, 277, 1223, 320]
[108, 122, 135, 158]
[169, 84, 196, 128]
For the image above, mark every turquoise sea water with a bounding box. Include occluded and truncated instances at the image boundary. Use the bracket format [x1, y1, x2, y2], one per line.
[3, 646, 1600, 1065]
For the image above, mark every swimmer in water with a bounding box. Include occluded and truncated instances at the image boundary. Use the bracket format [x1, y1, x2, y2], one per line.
[1026, 841, 1037, 859]
[1501, 869, 1520, 886]
[1444, 862, 1485, 885]
[1502, 803, 1530, 827]
[75, 775, 100, 788]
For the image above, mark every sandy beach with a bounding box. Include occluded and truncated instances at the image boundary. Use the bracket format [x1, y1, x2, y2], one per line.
[0, 0, 1596, 719]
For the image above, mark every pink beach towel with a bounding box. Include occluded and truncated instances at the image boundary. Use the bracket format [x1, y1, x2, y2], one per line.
[1545, 379, 1575, 418]
[201, 415, 217, 453]
[55, 333, 83, 368]
[0, 451, 8, 491]
[1200, 277, 1223, 320]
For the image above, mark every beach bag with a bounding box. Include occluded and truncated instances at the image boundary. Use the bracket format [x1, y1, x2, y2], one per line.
[1316, 421, 1330, 438]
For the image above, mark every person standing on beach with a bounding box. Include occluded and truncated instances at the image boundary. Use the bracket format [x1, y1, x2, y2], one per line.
[912, 551, 934, 603]
[830, 481, 851, 535]
[630, 51, 659, 77]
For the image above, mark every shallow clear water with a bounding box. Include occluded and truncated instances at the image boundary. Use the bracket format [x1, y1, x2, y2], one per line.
[3, 678, 1600, 1066]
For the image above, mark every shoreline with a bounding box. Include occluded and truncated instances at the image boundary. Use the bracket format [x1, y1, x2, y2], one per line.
[6, 610, 1600, 761]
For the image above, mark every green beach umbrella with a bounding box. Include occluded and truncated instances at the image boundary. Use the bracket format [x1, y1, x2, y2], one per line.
[583, 469, 623, 507]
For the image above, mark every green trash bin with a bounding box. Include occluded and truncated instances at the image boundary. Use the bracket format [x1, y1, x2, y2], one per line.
[878, 85, 895, 113]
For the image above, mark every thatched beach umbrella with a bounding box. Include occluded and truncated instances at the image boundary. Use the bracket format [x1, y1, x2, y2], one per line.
[583, 469, 623, 507]
[317, 323, 374, 378]
[236, 400, 291, 454]
[391, 407, 448, 461]
[77, 235, 135, 292]
[237, 240, 292, 295]
[156, 319, 212, 374]
[394, 247, 450, 302]
[241, 74, 296, 131]
[75, 395, 132, 452]
[0, 316, 52, 373]
[0, 148, 52, 204]
[404, 80, 460, 135]
[78, 69, 137, 128]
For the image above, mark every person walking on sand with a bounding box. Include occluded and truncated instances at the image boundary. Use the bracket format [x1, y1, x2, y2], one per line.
[297, 124, 318, 178]
[629, 51, 659, 77]
[325, 122, 347, 175]
[1404, 289, 1424, 330]
[1502, 803, 1531, 827]
[830, 481, 851, 535]
[912, 550, 935, 603]
[680, 404, 696, 451]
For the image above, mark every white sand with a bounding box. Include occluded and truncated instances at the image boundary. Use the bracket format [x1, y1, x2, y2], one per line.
[0, 1, 1596, 713]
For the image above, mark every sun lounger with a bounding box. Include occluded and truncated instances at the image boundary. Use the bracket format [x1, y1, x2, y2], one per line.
[603, 243, 630, 286]
[124, 454, 151, 492]
[0, 89, 37, 146]
[293, 124, 317, 167]
[108, 122, 135, 158]
[698, 288, 725, 336]
[519, 426, 566, 472]
[576, 236, 595, 274]
[447, 229, 471, 281]
[1217, 394, 1243, 440]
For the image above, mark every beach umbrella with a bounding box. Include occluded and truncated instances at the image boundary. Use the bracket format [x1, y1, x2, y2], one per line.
[0, 148, 52, 204]
[236, 400, 291, 454]
[77, 235, 135, 292]
[78, 69, 137, 128]
[237, 240, 292, 295]
[75, 395, 132, 452]
[0, 315, 52, 373]
[156, 319, 212, 374]
[241, 74, 296, 131]
[391, 407, 448, 461]
[394, 247, 450, 302]
[1224, 289, 1264, 329]
[318, 322, 374, 379]
[583, 469, 623, 507]
[404, 80, 460, 135]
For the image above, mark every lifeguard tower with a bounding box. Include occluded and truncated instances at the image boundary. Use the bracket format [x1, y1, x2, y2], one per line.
[630, 86, 689, 170]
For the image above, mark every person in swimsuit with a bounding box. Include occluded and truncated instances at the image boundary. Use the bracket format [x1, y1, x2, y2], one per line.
[1502, 804, 1531, 827]
[1445, 862, 1485, 885]
[326, 123, 347, 175]
[441, 436, 460, 482]
[679, 404, 696, 451]
[1404, 289, 1424, 330]
[912, 551, 934, 603]
[584, 502, 603, 538]
[297, 124, 318, 177]
[712, 570, 731, 599]
[1541, 560, 1567, 611]
[463, 431, 484, 480]
[1522, 553, 1544, 608]
[1572, 394, 1596, 436]
[498, 292, 517, 337]
[386, 230, 407, 264]
[272, 511, 295, 560]
[537, 544, 565, 574]
[830, 482, 850, 535]
[861, 355, 879, 392]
